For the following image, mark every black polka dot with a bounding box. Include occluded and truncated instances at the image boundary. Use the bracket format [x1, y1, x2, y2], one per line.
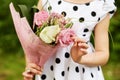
[58, 0, 62, 5]
[65, 52, 70, 58]
[50, 65, 54, 71]
[79, 17, 85, 22]
[61, 71, 65, 76]
[73, 6, 78, 11]
[82, 67, 85, 73]
[85, 3, 90, 6]
[83, 34, 86, 36]
[67, 67, 69, 71]
[98, 17, 100, 22]
[84, 28, 89, 32]
[91, 11, 96, 17]
[75, 66, 79, 73]
[53, 78, 56, 80]
[55, 58, 61, 64]
[98, 66, 100, 71]
[61, 11, 67, 17]
[41, 74, 47, 79]
[91, 73, 94, 78]
[48, 6, 52, 11]
[109, 10, 115, 14]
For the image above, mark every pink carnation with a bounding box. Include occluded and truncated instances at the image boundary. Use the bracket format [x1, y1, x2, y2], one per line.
[50, 12, 63, 19]
[57, 28, 75, 47]
[34, 11, 49, 26]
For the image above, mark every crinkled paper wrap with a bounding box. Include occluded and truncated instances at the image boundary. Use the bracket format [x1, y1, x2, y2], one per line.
[9, 2, 59, 67]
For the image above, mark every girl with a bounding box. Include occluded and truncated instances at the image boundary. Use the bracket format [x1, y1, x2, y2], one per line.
[23, 0, 116, 80]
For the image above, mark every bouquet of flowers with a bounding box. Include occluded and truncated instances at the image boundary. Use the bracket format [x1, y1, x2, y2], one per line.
[33, 10, 75, 46]
[9, 3, 75, 67]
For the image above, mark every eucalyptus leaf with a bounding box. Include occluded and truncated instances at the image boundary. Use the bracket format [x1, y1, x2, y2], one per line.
[18, 5, 29, 17]
[18, 4, 39, 28]
[18, 5, 33, 26]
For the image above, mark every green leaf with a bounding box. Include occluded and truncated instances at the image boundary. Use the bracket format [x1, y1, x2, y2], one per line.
[18, 5, 29, 17]
[18, 4, 39, 28]
[18, 4, 33, 26]
[65, 22, 73, 28]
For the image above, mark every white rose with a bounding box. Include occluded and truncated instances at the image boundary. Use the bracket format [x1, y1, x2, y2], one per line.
[39, 25, 61, 43]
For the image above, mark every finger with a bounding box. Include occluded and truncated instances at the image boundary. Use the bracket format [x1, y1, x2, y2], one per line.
[72, 37, 86, 43]
[80, 48, 88, 54]
[27, 63, 41, 71]
[29, 67, 42, 74]
[25, 67, 42, 75]
[24, 77, 33, 80]
[72, 41, 77, 47]
[22, 72, 33, 79]
[78, 43, 89, 49]
[24, 76, 33, 80]
[76, 38, 86, 43]
[40, 66, 43, 72]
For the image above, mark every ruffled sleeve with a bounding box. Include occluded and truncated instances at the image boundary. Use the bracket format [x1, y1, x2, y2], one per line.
[102, 0, 117, 18]
[40, 0, 50, 11]
[37, 0, 48, 10]
[41, 0, 48, 6]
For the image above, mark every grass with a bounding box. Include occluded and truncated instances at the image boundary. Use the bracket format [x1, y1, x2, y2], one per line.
[0, 51, 25, 80]
[0, 51, 120, 80]
[103, 63, 120, 80]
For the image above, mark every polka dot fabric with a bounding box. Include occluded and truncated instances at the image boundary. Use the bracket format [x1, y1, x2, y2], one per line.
[35, 0, 116, 80]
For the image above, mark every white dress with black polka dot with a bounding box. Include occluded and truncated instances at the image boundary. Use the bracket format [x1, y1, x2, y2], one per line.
[35, 0, 116, 80]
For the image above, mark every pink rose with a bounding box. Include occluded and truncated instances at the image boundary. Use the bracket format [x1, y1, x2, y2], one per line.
[34, 11, 49, 26]
[57, 28, 75, 47]
[50, 12, 63, 19]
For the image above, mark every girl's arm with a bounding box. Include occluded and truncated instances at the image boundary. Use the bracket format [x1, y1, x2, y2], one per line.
[79, 14, 110, 66]
[37, 0, 42, 10]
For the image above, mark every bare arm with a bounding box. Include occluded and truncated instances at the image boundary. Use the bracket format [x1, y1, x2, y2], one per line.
[37, 0, 42, 10]
[79, 14, 110, 66]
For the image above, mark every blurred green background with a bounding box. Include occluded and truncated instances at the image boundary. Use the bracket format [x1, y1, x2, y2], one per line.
[0, 0, 120, 80]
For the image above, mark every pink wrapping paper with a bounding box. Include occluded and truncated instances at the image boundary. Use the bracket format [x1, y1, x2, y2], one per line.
[9, 3, 59, 67]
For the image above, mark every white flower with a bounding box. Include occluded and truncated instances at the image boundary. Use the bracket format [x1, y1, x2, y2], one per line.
[39, 25, 61, 43]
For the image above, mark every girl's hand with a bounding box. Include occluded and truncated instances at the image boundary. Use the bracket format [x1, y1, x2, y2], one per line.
[70, 37, 89, 63]
[22, 63, 43, 80]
